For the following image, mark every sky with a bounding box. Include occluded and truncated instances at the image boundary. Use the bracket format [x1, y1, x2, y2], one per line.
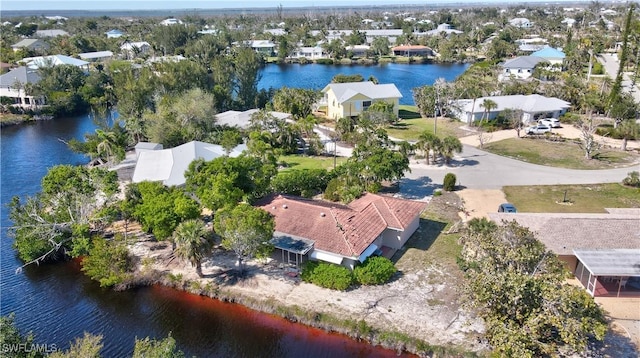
[1, 0, 568, 11]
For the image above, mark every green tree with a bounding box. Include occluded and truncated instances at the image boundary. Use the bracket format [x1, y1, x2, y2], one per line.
[214, 204, 275, 273]
[271, 87, 321, 119]
[438, 136, 462, 164]
[459, 219, 607, 356]
[49, 333, 103, 358]
[132, 334, 185, 358]
[173, 219, 212, 277]
[331, 73, 364, 83]
[323, 39, 347, 60]
[416, 131, 441, 165]
[370, 37, 390, 56]
[0, 314, 44, 358]
[233, 47, 263, 110]
[479, 98, 497, 124]
[80, 236, 132, 288]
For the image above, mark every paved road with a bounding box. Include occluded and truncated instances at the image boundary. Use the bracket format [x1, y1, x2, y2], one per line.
[399, 145, 638, 200]
[598, 53, 640, 104]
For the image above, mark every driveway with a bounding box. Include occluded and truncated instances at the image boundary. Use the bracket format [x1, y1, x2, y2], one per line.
[598, 53, 640, 104]
[400, 144, 636, 199]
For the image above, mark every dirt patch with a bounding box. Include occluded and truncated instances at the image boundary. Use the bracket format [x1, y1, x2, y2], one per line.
[456, 189, 507, 221]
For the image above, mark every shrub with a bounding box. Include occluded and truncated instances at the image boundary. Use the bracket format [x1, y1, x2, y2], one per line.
[315, 58, 334, 65]
[623, 171, 640, 188]
[354, 256, 396, 285]
[301, 261, 354, 290]
[272, 169, 331, 197]
[443, 173, 457, 191]
[81, 236, 132, 287]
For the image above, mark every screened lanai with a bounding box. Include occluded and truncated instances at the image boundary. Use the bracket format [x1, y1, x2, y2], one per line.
[574, 249, 640, 297]
[271, 232, 314, 268]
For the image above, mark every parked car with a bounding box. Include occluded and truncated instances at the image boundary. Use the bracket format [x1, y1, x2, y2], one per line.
[498, 203, 517, 213]
[539, 118, 561, 128]
[525, 124, 551, 135]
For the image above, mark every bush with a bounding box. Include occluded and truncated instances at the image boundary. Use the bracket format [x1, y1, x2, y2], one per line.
[272, 169, 331, 197]
[315, 58, 334, 65]
[354, 256, 396, 285]
[443, 173, 457, 191]
[623, 171, 640, 188]
[301, 261, 354, 290]
[81, 236, 132, 287]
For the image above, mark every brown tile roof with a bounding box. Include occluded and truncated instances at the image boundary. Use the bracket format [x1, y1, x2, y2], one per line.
[258, 193, 427, 257]
[489, 213, 640, 256]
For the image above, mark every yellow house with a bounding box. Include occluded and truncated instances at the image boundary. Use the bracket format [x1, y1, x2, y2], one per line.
[321, 81, 402, 119]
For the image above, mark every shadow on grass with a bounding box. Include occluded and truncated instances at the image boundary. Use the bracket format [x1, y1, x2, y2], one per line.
[398, 109, 421, 120]
[391, 218, 448, 263]
[389, 122, 411, 130]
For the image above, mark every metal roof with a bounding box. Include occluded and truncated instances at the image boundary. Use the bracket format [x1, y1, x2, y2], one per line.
[271, 232, 314, 255]
[215, 109, 291, 129]
[456, 94, 570, 114]
[573, 249, 640, 276]
[501, 56, 547, 69]
[322, 81, 402, 103]
[0, 66, 41, 87]
[79, 51, 114, 60]
[532, 47, 566, 59]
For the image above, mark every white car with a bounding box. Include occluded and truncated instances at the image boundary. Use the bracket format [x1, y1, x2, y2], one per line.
[525, 124, 551, 135]
[539, 118, 561, 128]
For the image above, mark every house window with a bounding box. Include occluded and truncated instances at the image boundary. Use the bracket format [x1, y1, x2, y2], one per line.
[363, 100, 372, 110]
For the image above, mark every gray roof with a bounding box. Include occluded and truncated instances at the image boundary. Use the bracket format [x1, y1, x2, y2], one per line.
[78, 51, 113, 60]
[0, 66, 41, 88]
[134, 142, 163, 150]
[501, 56, 547, 69]
[322, 81, 402, 103]
[456, 94, 570, 114]
[23, 55, 89, 69]
[573, 249, 640, 276]
[271, 231, 315, 255]
[215, 109, 291, 129]
[132, 140, 246, 186]
[11, 39, 43, 48]
[489, 212, 640, 256]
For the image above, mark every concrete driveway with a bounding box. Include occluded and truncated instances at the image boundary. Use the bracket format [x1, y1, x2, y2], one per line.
[598, 53, 640, 104]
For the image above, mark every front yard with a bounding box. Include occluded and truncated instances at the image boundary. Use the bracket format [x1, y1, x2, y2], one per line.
[279, 154, 347, 171]
[485, 137, 639, 170]
[503, 183, 640, 213]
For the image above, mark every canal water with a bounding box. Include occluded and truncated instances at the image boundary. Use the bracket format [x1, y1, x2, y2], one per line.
[1, 62, 468, 357]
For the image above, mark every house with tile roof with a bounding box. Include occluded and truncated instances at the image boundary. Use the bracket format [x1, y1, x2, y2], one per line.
[490, 209, 640, 297]
[0, 66, 44, 109]
[499, 56, 548, 80]
[452, 94, 571, 124]
[258, 193, 426, 269]
[321, 81, 402, 119]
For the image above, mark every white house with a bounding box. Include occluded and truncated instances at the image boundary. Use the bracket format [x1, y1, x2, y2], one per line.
[259, 193, 427, 269]
[35, 29, 69, 37]
[160, 18, 183, 26]
[132, 140, 246, 186]
[509, 18, 533, 28]
[421, 23, 463, 36]
[453, 94, 571, 124]
[290, 46, 327, 60]
[499, 56, 547, 80]
[120, 41, 151, 58]
[215, 109, 291, 129]
[21, 55, 89, 70]
[321, 81, 402, 119]
[345, 44, 370, 57]
[0, 66, 44, 109]
[105, 29, 124, 38]
[79, 51, 114, 62]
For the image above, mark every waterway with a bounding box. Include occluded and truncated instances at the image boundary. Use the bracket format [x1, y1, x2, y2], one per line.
[0, 62, 468, 356]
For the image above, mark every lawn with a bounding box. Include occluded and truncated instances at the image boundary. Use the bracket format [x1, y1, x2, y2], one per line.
[278, 154, 347, 171]
[503, 183, 640, 213]
[386, 116, 461, 141]
[485, 137, 639, 170]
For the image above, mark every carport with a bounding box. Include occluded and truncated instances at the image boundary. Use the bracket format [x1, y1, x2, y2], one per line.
[574, 249, 640, 297]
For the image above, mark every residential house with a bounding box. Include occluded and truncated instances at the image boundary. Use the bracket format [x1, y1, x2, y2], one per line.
[509, 18, 533, 28]
[515, 37, 548, 52]
[490, 209, 640, 297]
[105, 29, 125, 38]
[79, 51, 114, 62]
[421, 23, 463, 36]
[264, 28, 286, 36]
[258, 193, 426, 269]
[237, 40, 276, 56]
[290, 46, 327, 60]
[345, 45, 370, 57]
[321, 81, 402, 119]
[561, 17, 576, 28]
[11, 39, 49, 53]
[452, 94, 571, 124]
[531, 47, 566, 66]
[499, 56, 547, 80]
[21, 54, 89, 70]
[160, 18, 183, 26]
[134, 142, 163, 158]
[0, 66, 44, 109]
[215, 109, 291, 129]
[391, 45, 435, 57]
[120, 41, 151, 58]
[321, 29, 404, 45]
[132, 140, 246, 186]
[35, 29, 69, 37]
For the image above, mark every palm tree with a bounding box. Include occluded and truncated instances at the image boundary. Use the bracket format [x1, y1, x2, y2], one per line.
[480, 99, 497, 124]
[417, 131, 440, 165]
[173, 219, 212, 278]
[439, 136, 463, 165]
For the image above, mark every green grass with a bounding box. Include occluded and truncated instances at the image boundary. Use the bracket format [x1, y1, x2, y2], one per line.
[485, 138, 639, 170]
[503, 183, 640, 213]
[279, 154, 347, 171]
[386, 117, 459, 141]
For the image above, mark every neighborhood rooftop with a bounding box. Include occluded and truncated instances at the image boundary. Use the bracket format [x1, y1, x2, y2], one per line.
[573, 249, 640, 276]
[457, 94, 571, 114]
[501, 56, 548, 69]
[0, 66, 41, 87]
[322, 81, 402, 104]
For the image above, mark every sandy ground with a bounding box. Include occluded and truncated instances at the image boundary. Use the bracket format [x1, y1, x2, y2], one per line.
[128, 238, 487, 353]
[455, 189, 507, 221]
